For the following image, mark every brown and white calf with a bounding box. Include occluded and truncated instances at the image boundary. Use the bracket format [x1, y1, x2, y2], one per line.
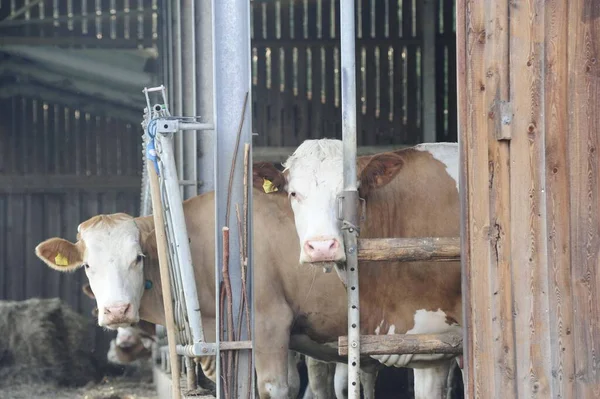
[254, 139, 463, 399]
[35, 188, 377, 399]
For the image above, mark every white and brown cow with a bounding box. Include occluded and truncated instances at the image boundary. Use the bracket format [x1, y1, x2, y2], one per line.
[35, 187, 378, 398]
[254, 139, 463, 399]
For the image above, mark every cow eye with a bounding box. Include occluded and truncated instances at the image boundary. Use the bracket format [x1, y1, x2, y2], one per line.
[83, 263, 90, 269]
[290, 192, 297, 198]
[136, 254, 145, 263]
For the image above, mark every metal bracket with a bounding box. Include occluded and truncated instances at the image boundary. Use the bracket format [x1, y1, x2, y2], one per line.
[336, 191, 367, 226]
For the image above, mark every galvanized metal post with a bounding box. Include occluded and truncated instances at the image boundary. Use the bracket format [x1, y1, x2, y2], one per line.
[195, 0, 215, 195]
[213, 0, 254, 398]
[180, 0, 199, 200]
[340, 1, 361, 398]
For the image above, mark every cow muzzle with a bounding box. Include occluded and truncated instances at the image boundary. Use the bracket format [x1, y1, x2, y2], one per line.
[101, 302, 137, 328]
[301, 237, 345, 263]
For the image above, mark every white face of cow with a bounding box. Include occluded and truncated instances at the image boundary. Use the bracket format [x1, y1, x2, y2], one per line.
[80, 220, 145, 328]
[282, 139, 347, 264]
[35, 214, 147, 330]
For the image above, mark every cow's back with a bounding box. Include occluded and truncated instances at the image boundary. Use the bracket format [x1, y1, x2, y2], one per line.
[357, 145, 462, 335]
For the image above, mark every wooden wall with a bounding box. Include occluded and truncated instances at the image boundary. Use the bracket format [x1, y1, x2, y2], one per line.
[458, 0, 600, 398]
[0, 96, 143, 360]
[250, 0, 457, 147]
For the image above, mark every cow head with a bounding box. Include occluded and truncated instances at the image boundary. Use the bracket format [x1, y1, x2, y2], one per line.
[254, 139, 403, 265]
[107, 326, 154, 365]
[35, 213, 153, 329]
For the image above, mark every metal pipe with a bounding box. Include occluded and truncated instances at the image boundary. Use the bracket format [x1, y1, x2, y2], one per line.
[157, 132, 206, 345]
[340, 0, 361, 398]
[212, 0, 254, 396]
[181, 0, 199, 200]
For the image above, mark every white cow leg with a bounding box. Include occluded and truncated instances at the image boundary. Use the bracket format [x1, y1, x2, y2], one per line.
[333, 363, 348, 399]
[305, 357, 336, 399]
[412, 361, 453, 399]
[359, 366, 378, 399]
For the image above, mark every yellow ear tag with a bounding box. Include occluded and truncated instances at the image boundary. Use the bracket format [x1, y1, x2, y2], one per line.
[55, 253, 69, 266]
[262, 178, 278, 194]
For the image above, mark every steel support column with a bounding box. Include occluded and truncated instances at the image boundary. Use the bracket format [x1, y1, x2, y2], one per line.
[212, 0, 254, 397]
[340, 1, 361, 398]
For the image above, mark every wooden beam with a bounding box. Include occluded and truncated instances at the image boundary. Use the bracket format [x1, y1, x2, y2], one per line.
[357, 237, 460, 262]
[220, 340, 252, 351]
[338, 333, 463, 356]
[0, 175, 141, 194]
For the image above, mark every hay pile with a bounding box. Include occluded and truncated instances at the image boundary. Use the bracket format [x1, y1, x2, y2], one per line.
[0, 297, 103, 387]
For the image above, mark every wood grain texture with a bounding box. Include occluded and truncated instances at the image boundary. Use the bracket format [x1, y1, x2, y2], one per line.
[459, 0, 496, 397]
[338, 333, 463, 356]
[567, 0, 600, 397]
[509, 0, 553, 397]
[357, 237, 460, 262]
[543, 0, 576, 397]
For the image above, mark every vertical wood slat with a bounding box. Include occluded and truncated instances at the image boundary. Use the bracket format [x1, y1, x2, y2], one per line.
[0, 197, 6, 298]
[457, 0, 493, 396]
[543, 0, 576, 398]
[510, 0, 553, 397]
[567, 0, 600, 398]
[460, 0, 599, 397]
[484, 0, 516, 397]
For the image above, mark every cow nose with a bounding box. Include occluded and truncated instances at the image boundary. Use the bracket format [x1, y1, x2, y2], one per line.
[103, 303, 132, 323]
[304, 239, 341, 262]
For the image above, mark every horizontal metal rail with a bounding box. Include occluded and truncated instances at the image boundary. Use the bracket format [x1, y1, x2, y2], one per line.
[338, 333, 463, 356]
[176, 341, 252, 357]
[356, 237, 461, 262]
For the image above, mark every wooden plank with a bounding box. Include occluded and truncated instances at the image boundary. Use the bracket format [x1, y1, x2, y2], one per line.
[357, 237, 460, 262]
[25, 195, 45, 299]
[421, 0, 436, 143]
[294, 45, 309, 145]
[543, 0, 576, 397]
[363, 44, 377, 145]
[338, 333, 463, 356]
[309, 45, 323, 139]
[6, 197, 25, 299]
[481, 1, 517, 398]
[0, 175, 143, 194]
[0, 197, 6, 298]
[567, 0, 600, 397]
[509, 0, 552, 397]
[405, 44, 419, 142]
[457, 0, 495, 397]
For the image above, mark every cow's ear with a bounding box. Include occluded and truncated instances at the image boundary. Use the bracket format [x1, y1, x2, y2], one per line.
[253, 162, 287, 194]
[35, 238, 84, 272]
[82, 283, 95, 299]
[359, 152, 404, 198]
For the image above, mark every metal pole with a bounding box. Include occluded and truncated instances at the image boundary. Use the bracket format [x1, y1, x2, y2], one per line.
[181, 0, 199, 200]
[213, 0, 254, 397]
[195, 0, 215, 195]
[157, 132, 206, 345]
[340, 1, 361, 399]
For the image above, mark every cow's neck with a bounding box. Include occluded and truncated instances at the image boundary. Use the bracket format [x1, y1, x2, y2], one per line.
[139, 257, 165, 326]
[134, 215, 166, 326]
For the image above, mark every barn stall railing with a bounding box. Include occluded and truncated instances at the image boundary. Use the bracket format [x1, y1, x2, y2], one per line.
[336, 1, 462, 398]
[140, 81, 254, 399]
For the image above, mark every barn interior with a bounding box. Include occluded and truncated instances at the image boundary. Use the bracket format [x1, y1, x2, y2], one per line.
[0, 1, 460, 398]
